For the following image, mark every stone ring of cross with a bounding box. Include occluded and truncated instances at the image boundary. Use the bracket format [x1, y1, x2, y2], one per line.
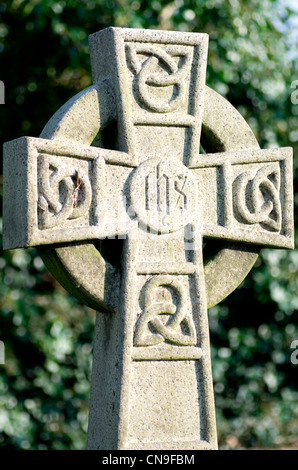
[3, 28, 294, 450]
[38, 77, 260, 312]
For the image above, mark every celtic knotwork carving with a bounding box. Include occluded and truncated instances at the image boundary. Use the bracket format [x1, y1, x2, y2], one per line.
[233, 164, 281, 232]
[126, 44, 191, 113]
[38, 154, 92, 229]
[134, 275, 197, 347]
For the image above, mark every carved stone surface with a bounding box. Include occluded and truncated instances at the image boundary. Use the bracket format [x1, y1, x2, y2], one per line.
[133, 274, 197, 347]
[3, 27, 294, 450]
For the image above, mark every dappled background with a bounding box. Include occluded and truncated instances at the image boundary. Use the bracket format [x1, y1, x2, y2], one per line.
[0, 0, 298, 450]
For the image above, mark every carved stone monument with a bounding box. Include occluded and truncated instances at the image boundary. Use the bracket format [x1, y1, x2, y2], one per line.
[3, 28, 294, 450]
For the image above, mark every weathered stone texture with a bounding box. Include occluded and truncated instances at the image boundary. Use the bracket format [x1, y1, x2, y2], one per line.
[3, 27, 294, 450]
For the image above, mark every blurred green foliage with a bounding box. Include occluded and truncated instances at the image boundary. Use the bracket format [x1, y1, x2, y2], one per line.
[0, 0, 298, 450]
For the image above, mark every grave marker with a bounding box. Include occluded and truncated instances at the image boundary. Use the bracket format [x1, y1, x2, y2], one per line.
[3, 28, 294, 450]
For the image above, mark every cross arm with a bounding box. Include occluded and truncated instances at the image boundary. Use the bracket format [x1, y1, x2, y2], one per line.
[3, 136, 136, 250]
[190, 147, 294, 250]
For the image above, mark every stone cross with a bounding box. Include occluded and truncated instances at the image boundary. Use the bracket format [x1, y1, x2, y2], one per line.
[3, 28, 294, 450]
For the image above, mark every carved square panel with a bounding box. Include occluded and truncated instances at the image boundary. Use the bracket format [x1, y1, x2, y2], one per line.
[3, 137, 104, 249]
[194, 147, 294, 249]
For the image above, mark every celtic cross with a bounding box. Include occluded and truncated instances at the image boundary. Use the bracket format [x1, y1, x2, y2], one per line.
[3, 28, 294, 450]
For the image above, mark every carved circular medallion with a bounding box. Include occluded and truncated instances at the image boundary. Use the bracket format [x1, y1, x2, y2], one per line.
[129, 157, 198, 233]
